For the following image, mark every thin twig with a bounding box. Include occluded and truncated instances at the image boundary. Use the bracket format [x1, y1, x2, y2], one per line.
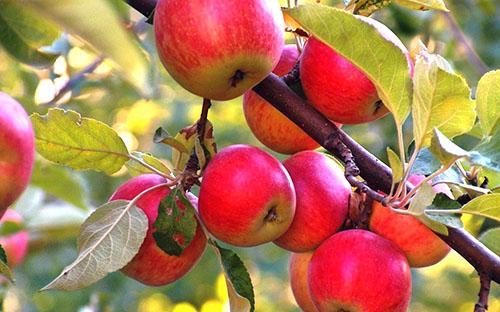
[474, 273, 491, 312]
[441, 11, 489, 76]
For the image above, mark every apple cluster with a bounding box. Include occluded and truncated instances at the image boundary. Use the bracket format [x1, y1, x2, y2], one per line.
[117, 1, 448, 311]
[0, 92, 34, 268]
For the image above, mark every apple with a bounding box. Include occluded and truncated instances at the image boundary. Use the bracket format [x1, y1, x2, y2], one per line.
[154, 0, 285, 101]
[199, 144, 296, 247]
[369, 175, 451, 268]
[289, 252, 318, 312]
[110, 174, 207, 286]
[274, 151, 350, 252]
[0, 92, 35, 218]
[300, 17, 413, 124]
[0, 209, 29, 268]
[243, 45, 319, 154]
[308, 230, 411, 312]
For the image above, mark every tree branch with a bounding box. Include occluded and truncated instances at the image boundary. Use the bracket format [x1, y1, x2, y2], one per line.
[125, 0, 500, 285]
[474, 273, 491, 312]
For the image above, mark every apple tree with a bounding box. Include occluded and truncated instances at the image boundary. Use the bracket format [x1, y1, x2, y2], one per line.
[0, 0, 498, 311]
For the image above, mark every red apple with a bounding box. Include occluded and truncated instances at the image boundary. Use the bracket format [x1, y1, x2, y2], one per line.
[0, 92, 35, 218]
[154, 0, 285, 101]
[369, 175, 451, 268]
[0, 209, 29, 268]
[199, 144, 296, 247]
[274, 151, 350, 252]
[243, 45, 319, 154]
[110, 174, 207, 286]
[300, 17, 413, 124]
[309, 230, 411, 312]
[289, 252, 318, 312]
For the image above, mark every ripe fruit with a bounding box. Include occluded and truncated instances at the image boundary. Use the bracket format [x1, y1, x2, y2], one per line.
[289, 252, 318, 312]
[300, 17, 412, 124]
[243, 45, 319, 154]
[0, 92, 35, 218]
[369, 175, 451, 268]
[308, 230, 411, 312]
[154, 0, 285, 101]
[274, 151, 350, 252]
[199, 144, 296, 247]
[110, 174, 207, 286]
[0, 209, 29, 268]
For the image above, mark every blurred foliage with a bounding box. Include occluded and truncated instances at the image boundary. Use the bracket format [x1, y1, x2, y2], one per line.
[0, 0, 498, 311]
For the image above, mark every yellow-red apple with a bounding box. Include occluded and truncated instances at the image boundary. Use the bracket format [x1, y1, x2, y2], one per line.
[289, 252, 318, 312]
[308, 230, 411, 312]
[154, 0, 285, 101]
[243, 45, 319, 154]
[110, 174, 207, 286]
[199, 144, 296, 247]
[0, 92, 35, 218]
[274, 151, 350, 252]
[300, 17, 413, 124]
[0, 209, 29, 268]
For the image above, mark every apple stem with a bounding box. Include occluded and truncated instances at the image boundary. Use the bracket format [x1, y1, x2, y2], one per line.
[230, 70, 245, 87]
[264, 205, 278, 223]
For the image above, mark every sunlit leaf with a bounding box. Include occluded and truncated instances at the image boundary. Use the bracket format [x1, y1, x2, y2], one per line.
[430, 128, 469, 165]
[387, 147, 403, 183]
[154, 127, 190, 153]
[153, 188, 197, 256]
[21, 0, 151, 95]
[408, 181, 436, 214]
[31, 109, 129, 175]
[126, 151, 172, 177]
[476, 70, 500, 138]
[41, 200, 148, 291]
[412, 54, 476, 149]
[345, 0, 391, 16]
[394, 0, 448, 11]
[286, 4, 412, 125]
[461, 193, 500, 222]
[0, 1, 59, 67]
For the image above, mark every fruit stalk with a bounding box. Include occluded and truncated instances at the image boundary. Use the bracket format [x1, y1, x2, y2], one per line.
[124, 0, 500, 285]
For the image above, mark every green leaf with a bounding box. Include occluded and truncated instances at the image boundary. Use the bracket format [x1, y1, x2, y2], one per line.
[154, 127, 190, 153]
[412, 54, 476, 149]
[0, 1, 59, 67]
[211, 240, 255, 312]
[31, 108, 129, 175]
[430, 128, 469, 165]
[21, 0, 151, 95]
[172, 124, 198, 172]
[153, 188, 197, 256]
[126, 151, 172, 177]
[393, 0, 448, 11]
[0, 221, 24, 236]
[286, 4, 412, 125]
[461, 194, 500, 222]
[31, 161, 87, 209]
[345, 0, 392, 16]
[387, 147, 403, 183]
[194, 137, 207, 170]
[438, 181, 489, 198]
[410, 148, 441, 175]
[425, 194, 464, 228]
[408, 182, 436, 214]
[0, 245, 13, 282]
[470, 132, 500, 172]
[41, 200, 148, 291]
[476, 70, 500, 137]
[479, 228, 500, 256]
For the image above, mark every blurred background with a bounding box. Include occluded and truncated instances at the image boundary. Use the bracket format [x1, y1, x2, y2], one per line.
[0, 0, 498, 311]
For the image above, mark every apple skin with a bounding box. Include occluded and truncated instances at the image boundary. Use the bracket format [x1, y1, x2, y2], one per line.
[243, 45, 319, 154]
[289, 252, 318, 312]
[308, 230, 411, 312]
[199, 144, 296, 247]
[110, 174, 207, 286]
[0, 209, 29, 268]
[154, 0, 285, 101]
[369, 175, 451, 268]
[300, 17, 413, 124]
[274, 151, 350, 252]
[0, 92, 35, 218]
